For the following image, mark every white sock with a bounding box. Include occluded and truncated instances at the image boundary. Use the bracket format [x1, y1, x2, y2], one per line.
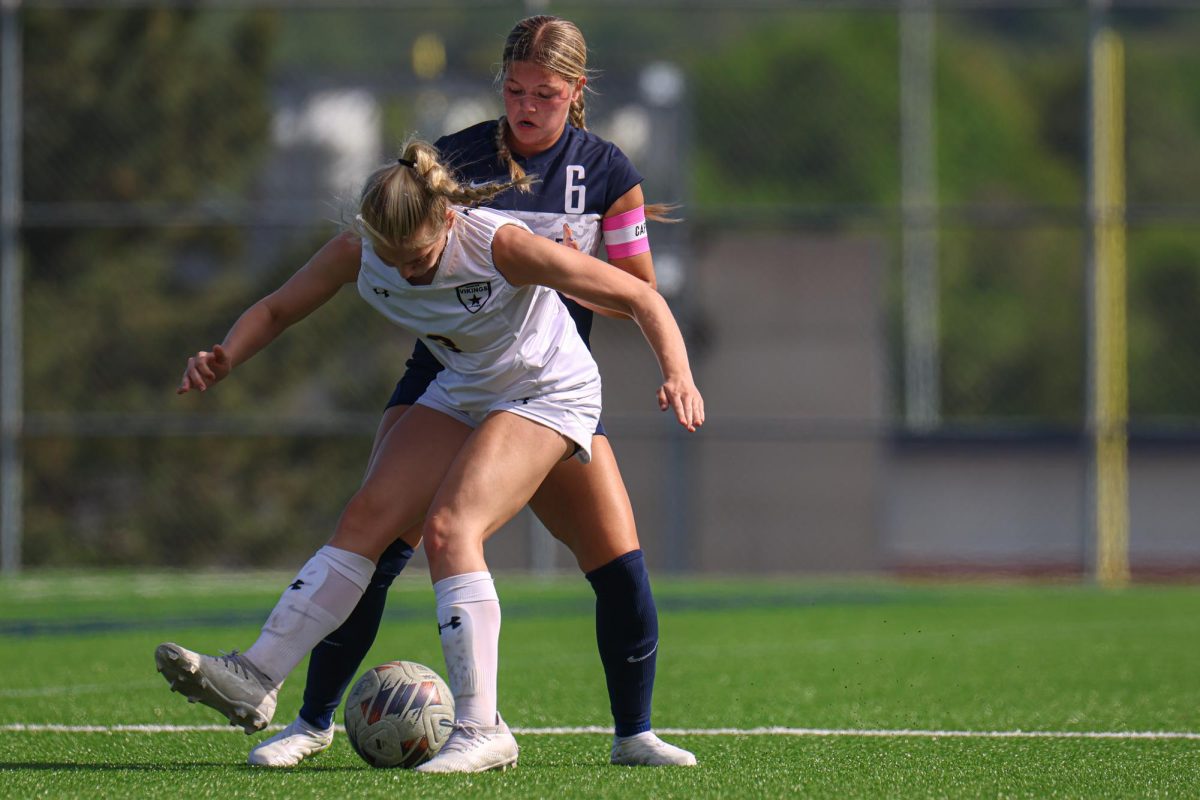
[244, 546, 374, 686]
[433, 571, 501, 727]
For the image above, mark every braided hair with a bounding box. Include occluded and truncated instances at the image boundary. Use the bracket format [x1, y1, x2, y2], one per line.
[351, 138, 534, 251]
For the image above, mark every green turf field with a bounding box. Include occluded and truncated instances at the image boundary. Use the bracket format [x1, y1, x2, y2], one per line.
[1, 572, 1198, 798]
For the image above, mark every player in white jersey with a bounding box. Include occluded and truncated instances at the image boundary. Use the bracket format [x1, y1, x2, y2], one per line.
[358, 204, 603, 457]
[155, 137, 704, 773]
[255, 15, 698, 772]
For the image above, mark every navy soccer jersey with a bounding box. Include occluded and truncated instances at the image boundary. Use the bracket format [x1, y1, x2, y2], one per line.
[387, 121, 644, 411]
[436, 120, 643, 345]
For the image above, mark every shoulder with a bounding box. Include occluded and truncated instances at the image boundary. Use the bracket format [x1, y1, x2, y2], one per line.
[296, 230, 362, 285]
[490, 216, 547, 279]
[436, 121, 500, 166]
[558, 126, 642, 212]
[460, 206, 533, 238]
[491, 217, 529, 246]
[320, 231, 363, 266]
[562, 126, 633, 168]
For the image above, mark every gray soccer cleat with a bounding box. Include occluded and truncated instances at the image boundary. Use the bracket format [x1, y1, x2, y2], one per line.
[154, 642, 278, 734]
[248, 714, 334, 767]
[413, 715, 519, 773]
[610, 731, 698, 766]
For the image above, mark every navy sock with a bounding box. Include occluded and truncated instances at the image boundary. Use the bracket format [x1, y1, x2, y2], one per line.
[298, 539, 414, 729]
[585, 549, 657, 737]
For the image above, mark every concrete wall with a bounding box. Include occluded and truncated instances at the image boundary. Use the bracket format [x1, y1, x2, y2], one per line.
[556, 234, 887, 574]
[471, 234, 1200, 577]
[884, 436, 1090, 573]
[884, 435, 1200, 575]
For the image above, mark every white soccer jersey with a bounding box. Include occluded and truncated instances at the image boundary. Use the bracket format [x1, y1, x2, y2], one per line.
[356, 206, 601, 412]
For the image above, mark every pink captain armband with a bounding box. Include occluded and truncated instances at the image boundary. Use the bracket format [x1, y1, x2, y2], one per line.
[602, 206, 650, 260]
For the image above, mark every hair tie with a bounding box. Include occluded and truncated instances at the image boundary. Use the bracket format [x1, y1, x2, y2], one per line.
[397, 157, 416, 168]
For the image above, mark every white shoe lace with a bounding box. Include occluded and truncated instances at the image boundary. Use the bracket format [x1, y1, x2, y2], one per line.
[440, 720, 487, 754]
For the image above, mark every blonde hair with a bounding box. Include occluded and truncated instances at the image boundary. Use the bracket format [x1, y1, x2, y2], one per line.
[351, 138, 533, 251]
[493, 15, 678, 223]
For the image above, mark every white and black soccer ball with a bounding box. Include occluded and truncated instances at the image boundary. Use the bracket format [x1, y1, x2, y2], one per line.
[344, 660, 455, 768]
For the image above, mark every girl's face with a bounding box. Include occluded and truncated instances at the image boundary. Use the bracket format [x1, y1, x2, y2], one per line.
[501, 61, 583, 157]
[374, 212, 454, 285]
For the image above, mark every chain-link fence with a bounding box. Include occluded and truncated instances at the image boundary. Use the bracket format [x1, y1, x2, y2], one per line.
[2, 1, 1199, 574]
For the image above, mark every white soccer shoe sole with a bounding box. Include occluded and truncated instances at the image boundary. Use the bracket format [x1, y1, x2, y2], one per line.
[154, 642, 277, 734]
[248, 716, 335, 767]
[610, 731, 698, 766]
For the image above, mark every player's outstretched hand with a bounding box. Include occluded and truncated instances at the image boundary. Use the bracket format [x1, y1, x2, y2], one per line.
[657, 376, 705, 432]
[177, 344, 232, 395]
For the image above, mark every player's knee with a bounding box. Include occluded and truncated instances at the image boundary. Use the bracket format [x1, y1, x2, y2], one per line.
[420, 511, 454, 565]
[337, 488, 394, 551]
[421, 509, 480, 568]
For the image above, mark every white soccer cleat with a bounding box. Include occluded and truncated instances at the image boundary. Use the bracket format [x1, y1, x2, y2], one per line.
[413, 716, 519, 773]
[247, 715, 335, 767]
[610, 731, 698, 766]
[154, 642, 278, 734]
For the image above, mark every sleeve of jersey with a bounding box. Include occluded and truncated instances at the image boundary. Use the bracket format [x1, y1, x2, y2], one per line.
[485, 213, 534, 276]
[603, 146, 644, 211]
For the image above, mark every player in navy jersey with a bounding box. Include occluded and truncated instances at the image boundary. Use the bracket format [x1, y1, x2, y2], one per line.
[248, 15, 698, 769]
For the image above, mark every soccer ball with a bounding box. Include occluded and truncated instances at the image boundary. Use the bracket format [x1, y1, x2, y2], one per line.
[344, 660, 455, 768]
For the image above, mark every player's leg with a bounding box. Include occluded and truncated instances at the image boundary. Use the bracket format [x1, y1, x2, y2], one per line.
[251, 404, 421, 766]
[257, 358, 442, 764]
[529, 434, 697, 766]
[416, 409, 579, 773]
[248, 534, 422, 766]
[157, 405, 471, 733]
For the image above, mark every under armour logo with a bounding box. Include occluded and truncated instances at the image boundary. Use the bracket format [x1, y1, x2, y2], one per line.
[438, 616, 462, 633]
[289, 579, 305, 591]
[373, 287, 389, 298]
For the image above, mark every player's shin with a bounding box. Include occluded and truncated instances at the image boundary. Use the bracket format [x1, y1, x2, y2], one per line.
[586, 549, 657, 736]
[299, 540, 415, 729]
[433, 571, 501, 727]
[243, 545, 375, 686]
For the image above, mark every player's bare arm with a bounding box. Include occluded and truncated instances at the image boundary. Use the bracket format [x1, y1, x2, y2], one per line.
[177, 232, 362, 394]
[493, 224, 704, 431]
[566, 184, 656, 320]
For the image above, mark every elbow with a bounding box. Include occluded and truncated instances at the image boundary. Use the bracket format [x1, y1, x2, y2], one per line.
[255, 296, 292, 333]
[628, 284, 665, 322]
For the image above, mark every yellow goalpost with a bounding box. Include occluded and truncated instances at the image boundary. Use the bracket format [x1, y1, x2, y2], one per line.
[1091, 28, 1129, 588]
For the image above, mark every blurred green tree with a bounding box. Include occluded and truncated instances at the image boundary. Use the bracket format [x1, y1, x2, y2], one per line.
[17, 9, 350, 567]
[687, 10, 1200, 424]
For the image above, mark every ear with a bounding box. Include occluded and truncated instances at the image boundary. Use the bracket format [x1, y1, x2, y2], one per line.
[572, 76, 587, 102]
[445, 207, 457, 229]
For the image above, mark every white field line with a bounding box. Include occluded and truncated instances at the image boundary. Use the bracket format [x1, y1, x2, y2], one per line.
[2, 723, 1198, 740]
[0, 684, 121, 698]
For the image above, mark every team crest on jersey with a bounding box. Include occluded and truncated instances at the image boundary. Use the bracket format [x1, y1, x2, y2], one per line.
[456, 281, 492, 314]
